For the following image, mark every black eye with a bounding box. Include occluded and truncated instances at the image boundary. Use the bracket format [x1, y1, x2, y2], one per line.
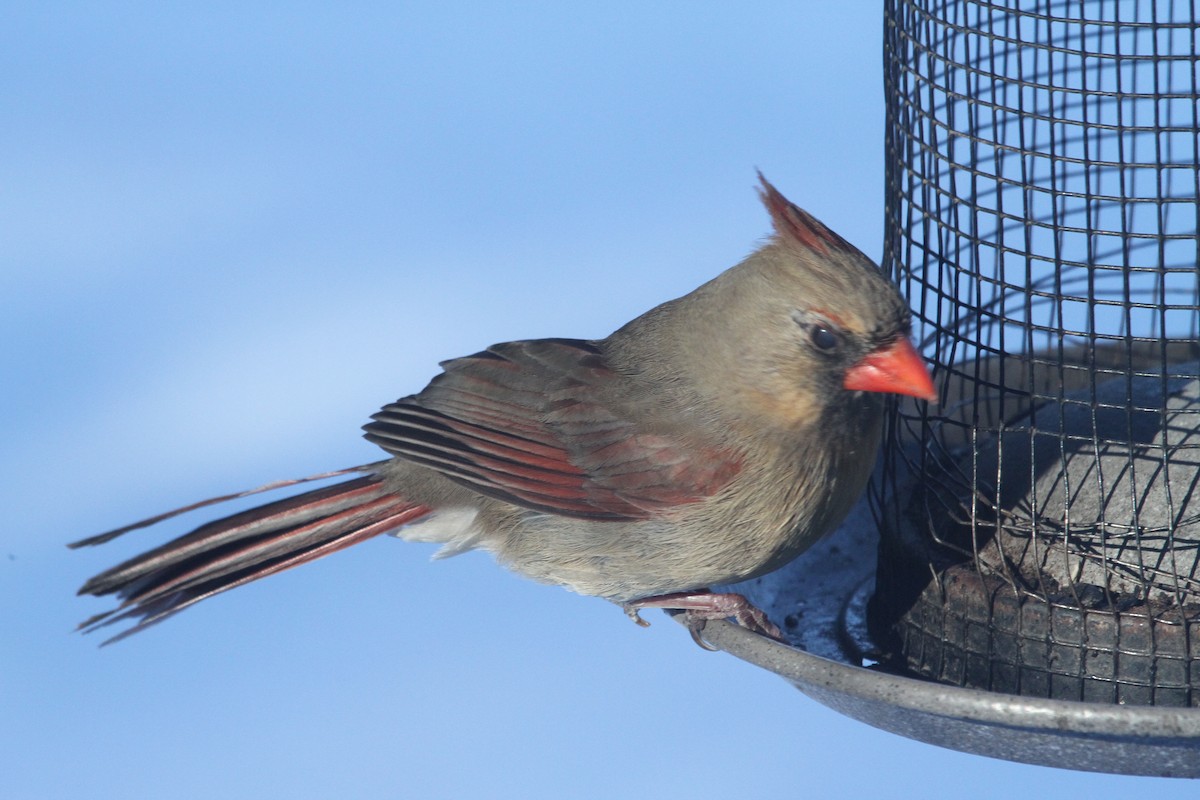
[810, 325, 839, 351]
[791, 309, 843, 354]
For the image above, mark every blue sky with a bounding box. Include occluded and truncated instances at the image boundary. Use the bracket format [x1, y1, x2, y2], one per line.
[1, 3, 1185, 797]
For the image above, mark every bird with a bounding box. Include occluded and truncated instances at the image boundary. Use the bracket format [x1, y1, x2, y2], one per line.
[71, 173, 937, 647]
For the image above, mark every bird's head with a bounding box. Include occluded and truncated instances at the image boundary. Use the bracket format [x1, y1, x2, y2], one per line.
[682, 174, 937, 430]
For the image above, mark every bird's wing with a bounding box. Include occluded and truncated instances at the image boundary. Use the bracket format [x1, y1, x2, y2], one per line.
[362, 338, 740, 519]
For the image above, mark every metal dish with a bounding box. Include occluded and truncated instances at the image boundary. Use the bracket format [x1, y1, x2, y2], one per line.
[705, 494, 1200, 777]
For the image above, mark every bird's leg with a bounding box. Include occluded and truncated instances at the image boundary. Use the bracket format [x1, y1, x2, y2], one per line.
[622, 590, 784, 648]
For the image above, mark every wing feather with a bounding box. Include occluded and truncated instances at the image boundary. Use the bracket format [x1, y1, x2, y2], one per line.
[363, 339, 739, 519]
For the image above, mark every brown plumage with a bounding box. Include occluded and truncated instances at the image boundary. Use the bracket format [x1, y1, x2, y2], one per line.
[72, 174, 936, 645]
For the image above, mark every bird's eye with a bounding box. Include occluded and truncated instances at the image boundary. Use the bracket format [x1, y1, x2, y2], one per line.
[810, 325, 839, 351]
[791, 309, 843, 353]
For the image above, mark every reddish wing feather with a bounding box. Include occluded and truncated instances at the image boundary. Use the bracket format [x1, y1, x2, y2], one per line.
[362, 339, 740, 519]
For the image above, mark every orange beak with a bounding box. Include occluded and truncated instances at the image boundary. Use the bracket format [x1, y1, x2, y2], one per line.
[842, 338, 937, 402]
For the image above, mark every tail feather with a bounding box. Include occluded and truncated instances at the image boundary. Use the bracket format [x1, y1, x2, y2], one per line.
[73, 463, 430, 644]
[69, 464, 387, 549]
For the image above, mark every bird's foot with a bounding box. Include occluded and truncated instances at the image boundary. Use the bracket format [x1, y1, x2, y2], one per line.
[622, 590, 783, 650]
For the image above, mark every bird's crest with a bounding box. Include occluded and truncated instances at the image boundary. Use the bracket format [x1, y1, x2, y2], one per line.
[756, 171, 850, 256]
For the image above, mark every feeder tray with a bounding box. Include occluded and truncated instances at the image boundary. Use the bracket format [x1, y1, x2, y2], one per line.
[703, 487, 1200, 777]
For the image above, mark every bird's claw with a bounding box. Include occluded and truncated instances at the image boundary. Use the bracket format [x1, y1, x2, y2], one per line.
[681, 615, 720, 651]
[622, 590, 784, 649]
[623, 604, 652, 628]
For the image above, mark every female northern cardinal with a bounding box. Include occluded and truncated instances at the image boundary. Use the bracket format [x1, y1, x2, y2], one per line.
[72, 174, 936, 645]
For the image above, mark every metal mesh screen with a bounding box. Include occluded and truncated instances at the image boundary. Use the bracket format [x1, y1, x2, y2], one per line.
[872, 0, 1200, 705]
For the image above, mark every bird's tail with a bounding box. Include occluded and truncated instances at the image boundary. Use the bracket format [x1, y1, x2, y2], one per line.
[70, 461, 430, 644]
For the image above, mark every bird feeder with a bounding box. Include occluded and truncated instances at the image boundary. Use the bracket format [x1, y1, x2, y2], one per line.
[712, 0, 1200, 776]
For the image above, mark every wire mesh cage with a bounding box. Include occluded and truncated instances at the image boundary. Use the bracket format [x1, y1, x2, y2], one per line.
[871, 0, 1200, 706]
